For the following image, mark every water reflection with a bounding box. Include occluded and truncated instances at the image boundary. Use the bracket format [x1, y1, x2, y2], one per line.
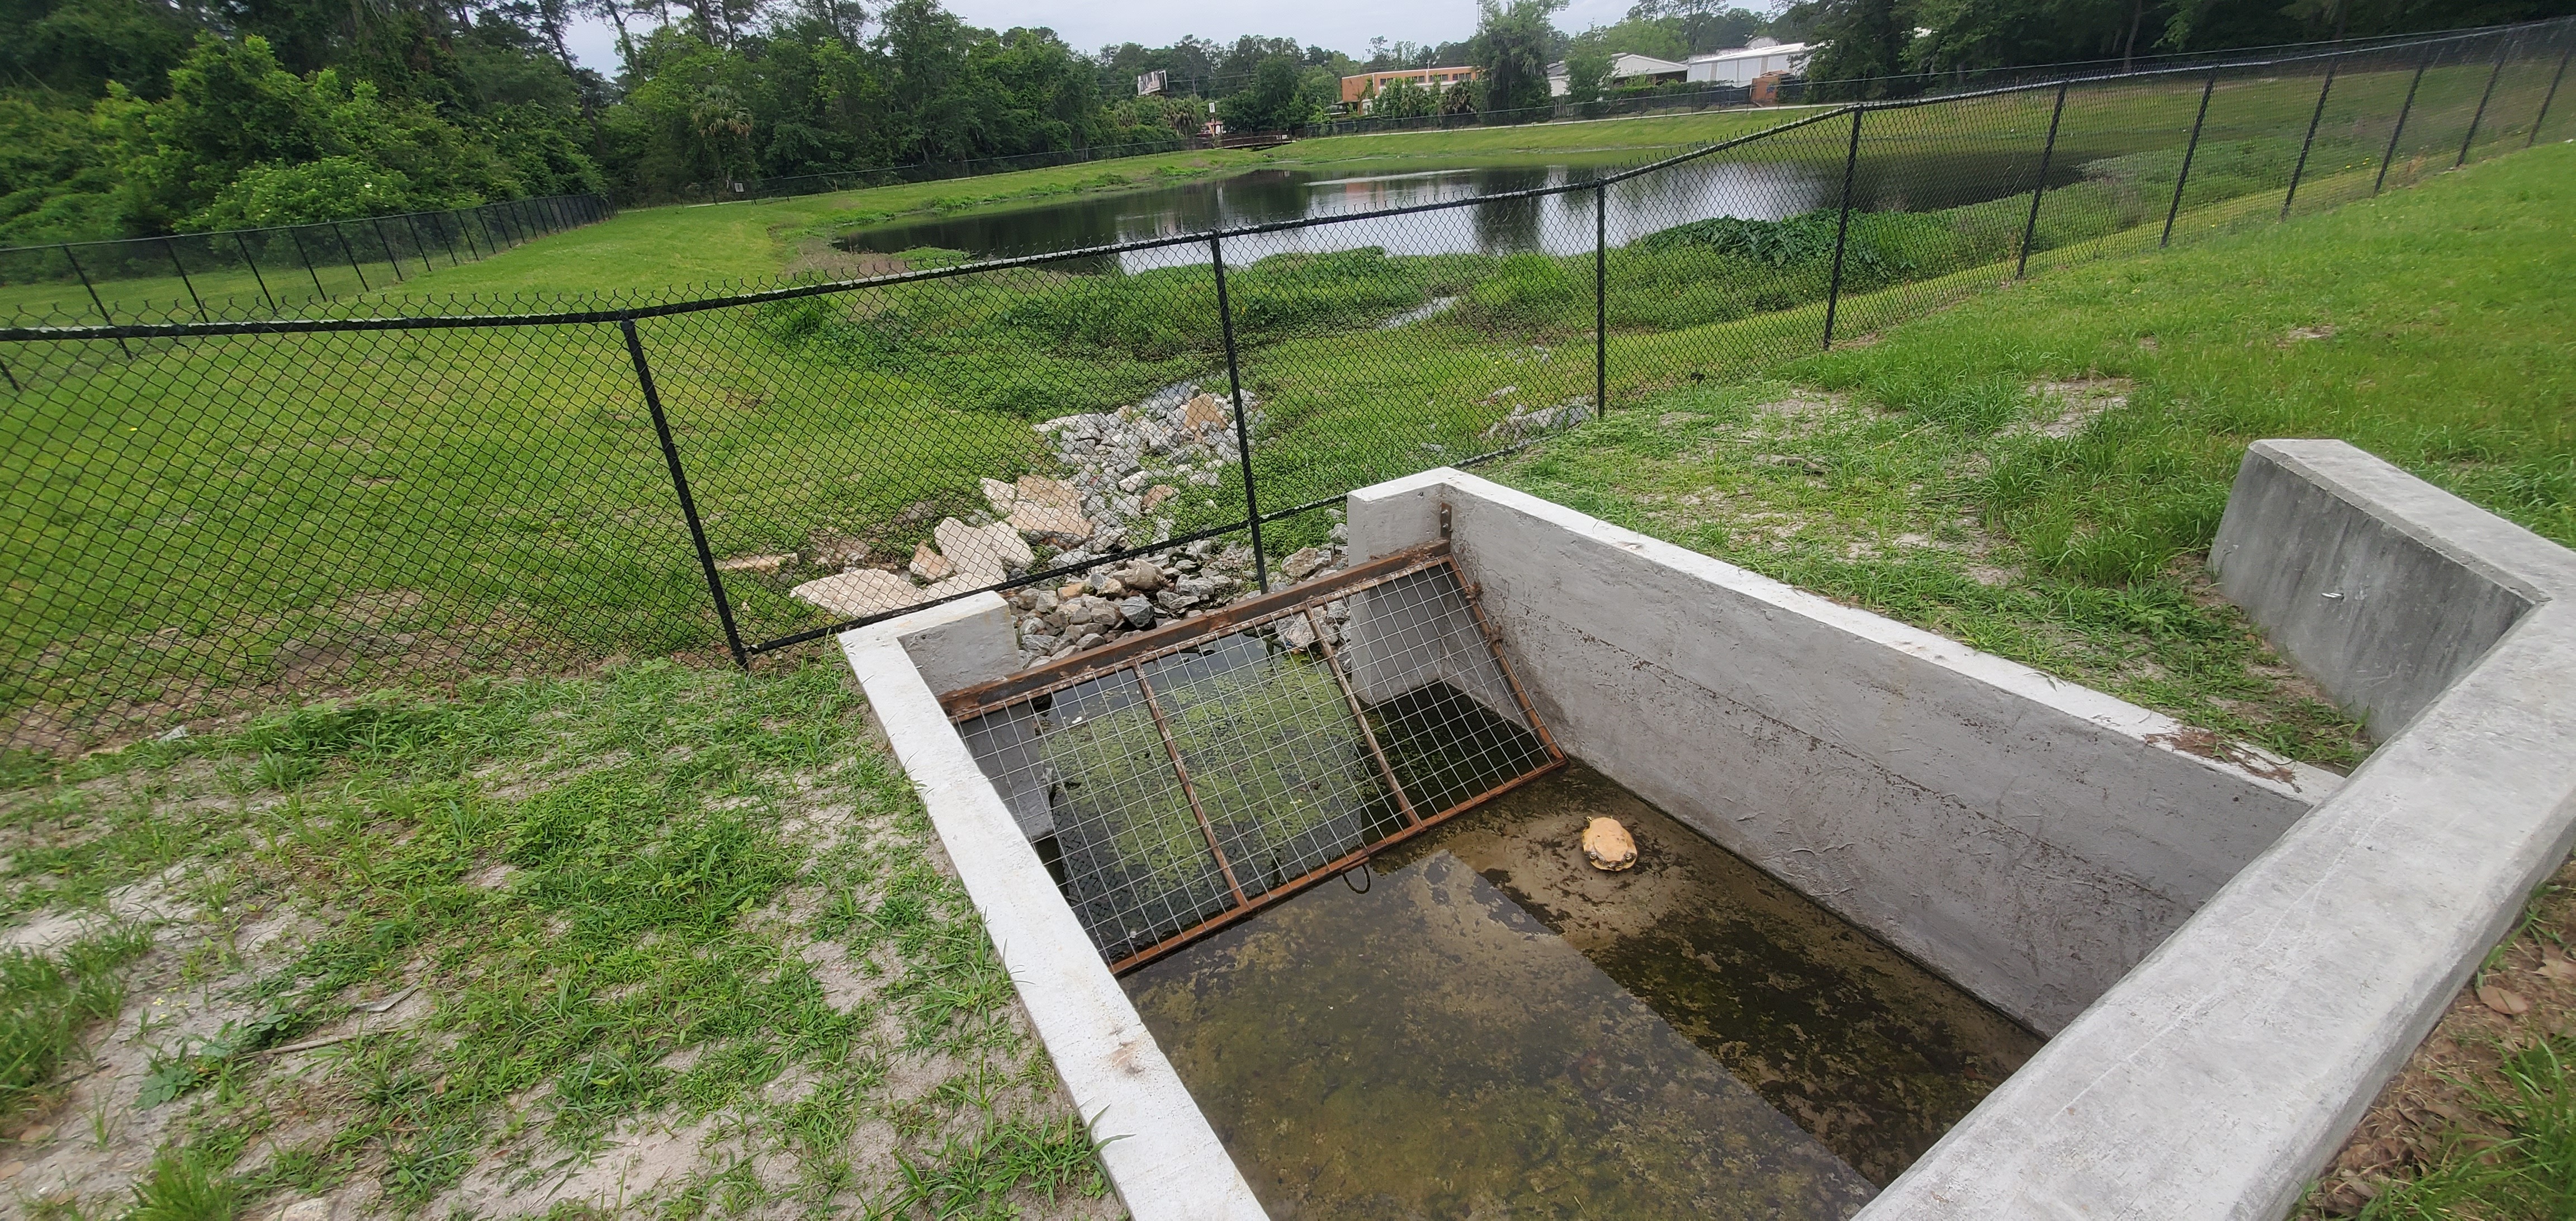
[837, 151, 2078, 272]
[839, 163, 1838, 272]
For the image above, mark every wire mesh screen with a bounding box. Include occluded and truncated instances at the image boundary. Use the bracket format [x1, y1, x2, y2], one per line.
[948, 547, 1561, 971]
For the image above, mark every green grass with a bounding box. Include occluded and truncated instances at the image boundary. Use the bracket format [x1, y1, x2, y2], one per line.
[2362, 1036, 2576, 1218]
[1490, 138, 2576, 768]
[0, 926, 151, 1123]
[6, 54, 2561, 746]
[0, 661, 1109, 1217]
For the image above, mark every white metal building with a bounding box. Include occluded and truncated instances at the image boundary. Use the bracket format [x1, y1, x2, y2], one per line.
[1685, 39, 1815, 87]
[1545, 53, 1690, 97]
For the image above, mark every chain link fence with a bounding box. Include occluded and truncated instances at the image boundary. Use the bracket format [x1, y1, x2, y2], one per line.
[0, 195, 615, 327]
[4, 20, 2568, 749]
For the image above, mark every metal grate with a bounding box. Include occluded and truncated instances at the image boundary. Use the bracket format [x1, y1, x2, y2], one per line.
[944, 539, 1563, 972]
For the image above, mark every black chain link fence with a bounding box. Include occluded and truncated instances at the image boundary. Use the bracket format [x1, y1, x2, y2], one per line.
[0, 194, 615, 327]
[5, 20, 2568, 750]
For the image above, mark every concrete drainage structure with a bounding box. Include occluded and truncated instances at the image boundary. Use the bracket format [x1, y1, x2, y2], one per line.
[836, 440, 2576, 1220]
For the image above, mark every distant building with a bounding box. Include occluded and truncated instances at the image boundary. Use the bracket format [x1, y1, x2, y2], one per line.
[1342, 66, 1482, 112]
[1545, 52, 1690, 97]
[1135, 69, 1167, 97]
[1686, 39, 1815, 87]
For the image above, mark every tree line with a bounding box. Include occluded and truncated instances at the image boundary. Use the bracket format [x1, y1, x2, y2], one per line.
[1, 0, 2560, 245]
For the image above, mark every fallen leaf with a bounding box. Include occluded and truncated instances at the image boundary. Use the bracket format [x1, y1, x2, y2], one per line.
[2539, 948, 2576, 981]
[2478, 984, 2532, 1015]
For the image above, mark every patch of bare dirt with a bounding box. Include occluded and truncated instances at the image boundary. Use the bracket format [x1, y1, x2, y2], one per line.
[2294, 854, 2576, 1217]
[2009, 378, 2132, 439]
[782, 238, 915, 283]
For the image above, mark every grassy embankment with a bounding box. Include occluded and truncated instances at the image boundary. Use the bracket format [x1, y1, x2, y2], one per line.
[2, 58, 2548, 741]
[15, 53, 2515, 319]
[1497, 137, 2574, 769]
[0, 661, 1111, 1218]
[0, 106, 1807, 320]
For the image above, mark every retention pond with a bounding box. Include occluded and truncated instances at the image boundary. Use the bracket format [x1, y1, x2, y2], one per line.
[1123, 760, 2043, 1218]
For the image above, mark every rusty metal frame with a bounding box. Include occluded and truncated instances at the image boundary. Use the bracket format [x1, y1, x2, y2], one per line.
[941, 543, 1565, 975]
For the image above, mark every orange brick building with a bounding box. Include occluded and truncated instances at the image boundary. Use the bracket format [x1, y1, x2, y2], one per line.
[1341, 66, 1482, 110]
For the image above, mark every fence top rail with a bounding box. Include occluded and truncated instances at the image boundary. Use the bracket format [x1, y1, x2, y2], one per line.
[0, 193, 613, 261]
[2, 14, 2562, 346]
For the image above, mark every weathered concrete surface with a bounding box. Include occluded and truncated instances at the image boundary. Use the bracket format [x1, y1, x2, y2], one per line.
[1349, 469, 2337, 1035]
[838, 595, 1266, 1221]
[2210, 439, 2572, 739]
[1869, 441, 2576, 1219]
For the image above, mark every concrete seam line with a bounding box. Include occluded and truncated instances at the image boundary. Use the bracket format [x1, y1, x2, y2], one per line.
[836, 618, 1267, 1220]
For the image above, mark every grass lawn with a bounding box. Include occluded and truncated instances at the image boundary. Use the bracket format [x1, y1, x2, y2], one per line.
[6, 47, 2551, 325]
[0, 660, 1111, 1219]
[1493, 138, 2576, 769]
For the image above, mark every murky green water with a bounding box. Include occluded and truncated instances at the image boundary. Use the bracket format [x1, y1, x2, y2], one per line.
[1123, 761, 2040, 1217]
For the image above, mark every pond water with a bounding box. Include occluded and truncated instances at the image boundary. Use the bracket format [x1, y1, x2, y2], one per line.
[1122, 760, 2042, 1218]
[839, 153, 2081, 272]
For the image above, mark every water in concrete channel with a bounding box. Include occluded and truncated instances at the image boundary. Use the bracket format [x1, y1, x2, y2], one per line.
[1123, 761, 2042, 1217]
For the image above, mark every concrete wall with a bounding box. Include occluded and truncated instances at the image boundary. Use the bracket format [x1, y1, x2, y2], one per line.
[837, 597, 1266, 1221]
[1348, 470, 2337, 1036]
[1869, 440, 2576, 1219]
[2210, 439, 2563, 739]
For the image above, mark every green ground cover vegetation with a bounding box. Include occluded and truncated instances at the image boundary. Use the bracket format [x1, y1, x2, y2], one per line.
[4, 54, 2551, 743]
[0, 660, 1107, 1217]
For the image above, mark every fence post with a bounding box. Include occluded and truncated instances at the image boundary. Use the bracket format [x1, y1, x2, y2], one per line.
[2458, 37, 2513, 167]
[2017, 81, 2071, 278]
[329, 222, 371, 292]
[621, 315, 749, 670]
[1208, 232, 1269, 594]
[2282, 58, 2339, 220]
[427, 212, 460, 266]
[403, 213, 437, 275]
[286, 227, 328, 300]
[2378, 50, 2433, 194]
[2162, 69, 2219, 247]
[2531, 45, 2573, 146]
[232, 231, 277, 313]
[58, 244, 130, 356]
[162, 236, 204, 315]
[1821, 106, 1864, 349]
[1593, 179, 1608, 415]
[458, 209, 484, 260]
[368, 216, 404, 283]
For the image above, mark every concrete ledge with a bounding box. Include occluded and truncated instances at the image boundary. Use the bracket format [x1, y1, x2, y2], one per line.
[1872, 441, 2576, 1219]
[2211, 438, 2576, 738]
[1349, 468, 2335, 1035]
[837, 595, 1265, 1221]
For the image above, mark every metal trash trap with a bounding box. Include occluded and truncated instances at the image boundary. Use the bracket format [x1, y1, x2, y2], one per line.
[941, 539, 1565, 973]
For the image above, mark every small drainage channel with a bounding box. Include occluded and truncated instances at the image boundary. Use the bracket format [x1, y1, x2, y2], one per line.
[941, 533, 2038, 1215]
[1128, 761, 2043, 1216]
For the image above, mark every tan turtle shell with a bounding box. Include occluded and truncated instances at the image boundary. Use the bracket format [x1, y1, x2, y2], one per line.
[1581, 816, 1637, 872]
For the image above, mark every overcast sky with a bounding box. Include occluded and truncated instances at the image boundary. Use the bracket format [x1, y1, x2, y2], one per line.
[562, 0, 1643, 74]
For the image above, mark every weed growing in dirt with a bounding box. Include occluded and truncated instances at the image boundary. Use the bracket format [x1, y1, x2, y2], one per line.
[0, 661, 1111, 1218]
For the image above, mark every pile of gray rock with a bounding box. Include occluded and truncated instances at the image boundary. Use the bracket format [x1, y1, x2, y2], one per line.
[788, 377, 1372, 669]
[1006, 537, 1347, 669]
[788, 382, 1265, 625]
[1481, 392, 1595, 442]
[1033, 381, 1261, 558]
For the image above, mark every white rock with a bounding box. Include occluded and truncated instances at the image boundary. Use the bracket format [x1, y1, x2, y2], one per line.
[980, 477, 1017, 512]
[909, 543, 953, 583]
[791, 569, 920, 617]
